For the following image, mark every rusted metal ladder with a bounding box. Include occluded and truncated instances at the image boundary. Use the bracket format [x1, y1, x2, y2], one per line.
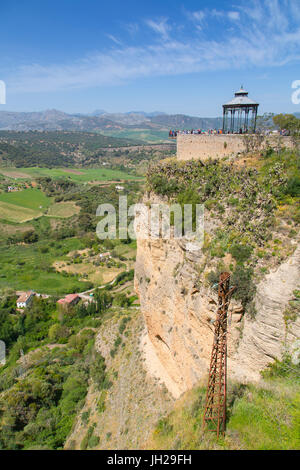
[203, 272, 236, 438]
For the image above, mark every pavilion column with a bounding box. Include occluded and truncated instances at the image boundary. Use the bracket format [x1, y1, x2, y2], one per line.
[224, 110, 228, 133]
[245, 109, 249, 132]
[253, 106, 258, 133]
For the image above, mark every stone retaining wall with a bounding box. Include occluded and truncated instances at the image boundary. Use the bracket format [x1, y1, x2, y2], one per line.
[177, 134, 293, 161]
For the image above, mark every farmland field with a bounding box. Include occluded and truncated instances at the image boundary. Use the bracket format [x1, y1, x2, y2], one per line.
[0, 188, 51, 222]
[0, 201, 42, 223]
[0, 221, 34, 239]
[53, 260, 124, 285]
[0, 164, 141, 294]
[47, 201, 80, 218]
[100, 128, 170, 143]
[0, 188, 51, 210]
[0, 238, 89, 295]
[0, 167, 143, 182]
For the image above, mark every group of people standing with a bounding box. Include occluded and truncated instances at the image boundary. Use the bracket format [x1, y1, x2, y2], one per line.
[169, 128, 224, 138]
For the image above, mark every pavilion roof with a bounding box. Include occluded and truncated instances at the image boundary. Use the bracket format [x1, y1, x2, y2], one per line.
[223, 86, 259, 107]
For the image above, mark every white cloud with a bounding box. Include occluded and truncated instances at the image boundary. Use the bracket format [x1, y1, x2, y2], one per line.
[192, 11, 205, 22]
[146, 18, 170, 40]
[124, 22, 139, 36]
[211, 9, 224, 18]
[106, 34, 123, 46]
[6, 0, 300, 94]
[228, 11, 240, 21]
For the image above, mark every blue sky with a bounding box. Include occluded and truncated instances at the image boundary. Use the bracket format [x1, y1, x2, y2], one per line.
[0, 0, 300, 116]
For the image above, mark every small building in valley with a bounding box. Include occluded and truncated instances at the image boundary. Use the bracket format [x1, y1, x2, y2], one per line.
[57, 294, 80, 307]
[17, 291, 35, 309]
[99, 252, 111, 260]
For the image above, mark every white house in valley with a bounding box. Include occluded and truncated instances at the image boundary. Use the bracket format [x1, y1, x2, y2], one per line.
[16, 291, 35, 309]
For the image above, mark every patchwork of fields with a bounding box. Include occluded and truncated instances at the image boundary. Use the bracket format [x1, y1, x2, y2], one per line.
[0, 164, 140, 295]
[0, 165, 141, 222]
[0, 166, 142, 182]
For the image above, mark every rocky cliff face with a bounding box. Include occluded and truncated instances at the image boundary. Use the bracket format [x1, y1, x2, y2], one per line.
[134, 196, 300, 396]
[230, 244, 300, 382]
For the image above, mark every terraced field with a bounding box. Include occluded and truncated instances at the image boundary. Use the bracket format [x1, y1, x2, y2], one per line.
[0, 167, 142, 182]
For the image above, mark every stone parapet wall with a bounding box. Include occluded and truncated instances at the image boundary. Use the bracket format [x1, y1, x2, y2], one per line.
[177, 134, 294, 161]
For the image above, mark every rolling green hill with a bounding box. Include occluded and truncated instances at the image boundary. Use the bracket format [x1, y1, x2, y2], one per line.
[0, 130, 142, 167]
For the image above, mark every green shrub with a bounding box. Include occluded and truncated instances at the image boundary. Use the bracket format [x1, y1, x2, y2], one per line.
[231, 266, 256, 308]
[156, 418, 174, 437]
[206, 270, 221, 287]
[284, 176, 300, 197]
[80, 435, 89, 450]
[229, 243, 253, 264]
[113, 293, 130, 307]
[81, 410, 90, 424]
[88, 435, 99, 448]
[119, 316, 130, 334]
[48, 323, 70, 343]
[261, 354, 300, 380]
[149, 174, 180, 196]
[114, 336, 122, 348]
[90, 352, 111, 390]
[97, 390, 107, 413]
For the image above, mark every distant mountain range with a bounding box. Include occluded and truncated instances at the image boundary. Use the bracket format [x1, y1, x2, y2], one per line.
[0, 109, 298, 142]
[0, 109, 223, 133]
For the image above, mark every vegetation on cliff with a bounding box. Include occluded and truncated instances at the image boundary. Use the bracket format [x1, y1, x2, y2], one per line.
[148, 356, 300, 450]
[147, 148, 299, 314]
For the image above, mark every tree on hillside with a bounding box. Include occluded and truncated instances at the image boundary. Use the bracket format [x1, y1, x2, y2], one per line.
[273, 114, 300, 135]
[256, 113, 276, 133]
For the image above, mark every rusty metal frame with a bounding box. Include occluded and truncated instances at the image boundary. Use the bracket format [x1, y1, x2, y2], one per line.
[203, 272, 236, 438]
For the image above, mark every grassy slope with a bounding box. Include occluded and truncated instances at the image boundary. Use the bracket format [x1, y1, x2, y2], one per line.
[148, 376, 300, 450]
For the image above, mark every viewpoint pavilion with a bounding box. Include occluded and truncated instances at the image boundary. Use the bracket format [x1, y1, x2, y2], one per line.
[222, 87, 259, 134]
